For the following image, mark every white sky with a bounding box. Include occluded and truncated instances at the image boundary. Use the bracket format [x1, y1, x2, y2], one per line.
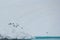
[0, 0, 60, 37]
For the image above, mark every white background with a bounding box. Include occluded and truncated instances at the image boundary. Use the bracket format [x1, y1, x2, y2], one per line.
[0, 0, 60, 37]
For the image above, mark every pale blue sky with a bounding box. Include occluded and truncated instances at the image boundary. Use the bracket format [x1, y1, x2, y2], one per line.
[0, 0, 60, 37]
